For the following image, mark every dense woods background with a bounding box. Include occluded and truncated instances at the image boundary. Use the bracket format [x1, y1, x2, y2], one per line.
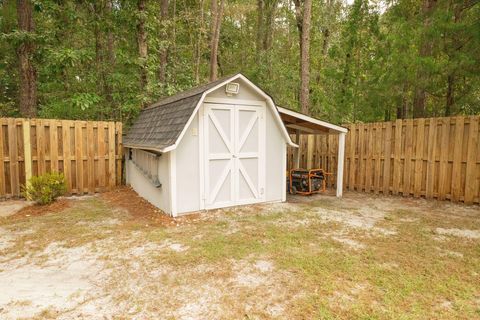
[1, 0, 479, 125]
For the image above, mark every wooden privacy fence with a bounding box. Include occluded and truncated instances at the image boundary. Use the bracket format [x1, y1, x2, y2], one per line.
[288, 116, 480, 204]
[0, 118, 123, 198]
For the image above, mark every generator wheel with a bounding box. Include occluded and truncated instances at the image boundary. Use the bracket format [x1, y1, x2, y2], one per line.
[291, 186, 297, 195]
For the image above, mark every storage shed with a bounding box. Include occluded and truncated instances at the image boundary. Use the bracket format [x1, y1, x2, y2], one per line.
[124, 74, 297, 216]
[124, 73, 346, 216]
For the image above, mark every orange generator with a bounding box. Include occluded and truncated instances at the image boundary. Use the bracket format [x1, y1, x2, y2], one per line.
[287, 168, 331, 195]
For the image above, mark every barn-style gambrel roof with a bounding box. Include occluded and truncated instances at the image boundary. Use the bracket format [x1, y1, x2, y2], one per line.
[124, 74, 295, 153]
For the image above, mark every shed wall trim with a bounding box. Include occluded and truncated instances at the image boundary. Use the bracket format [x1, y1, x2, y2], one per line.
[169, 150, 177, 216]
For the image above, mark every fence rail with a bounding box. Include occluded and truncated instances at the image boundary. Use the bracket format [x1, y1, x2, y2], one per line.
[0, 118, 122, 198]
[288, 116, 480, 204]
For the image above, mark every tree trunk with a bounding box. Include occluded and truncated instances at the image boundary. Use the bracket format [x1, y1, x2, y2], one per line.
[263, 7, 274, 51]
[209, 0, 226, 81]
[158, 0, 169, 84]
[397, 83, 409, 119]
[256, 0, 278, 75]
[444, 1, 462, 117]
[412, 87, 426, 118]
[16, 0, 37, 117]
[106, 0, 116, 68]
[137, 0, 148, 92]
[294, 0, 313, 115]
[170, 0, 177, 84]
[93, 1, 106, 119]
[263, 1, 277, 76]
[105, 0, 115, 116]
[445, 74, 454, 116]
[256, 0, 264, 64]
[91, 1, 115, 119]
[194, 0, 205, 84]
[412, 0, 437, 118]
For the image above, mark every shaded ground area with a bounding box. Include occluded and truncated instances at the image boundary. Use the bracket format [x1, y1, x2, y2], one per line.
[0, 187, 479, 319]
[0, 200, 34, 218]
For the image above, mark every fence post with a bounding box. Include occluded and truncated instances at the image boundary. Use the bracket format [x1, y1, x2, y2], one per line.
[293, 129, 300, 168]
[23, 119, 32, 197]
[336, 132, 346, 197]
[306, 134, 314, 169]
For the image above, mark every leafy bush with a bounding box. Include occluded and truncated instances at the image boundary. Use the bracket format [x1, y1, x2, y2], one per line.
[22, 172, 67, 205]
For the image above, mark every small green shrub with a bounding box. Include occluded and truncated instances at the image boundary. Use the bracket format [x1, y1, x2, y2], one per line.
[22, 172, 67, 205]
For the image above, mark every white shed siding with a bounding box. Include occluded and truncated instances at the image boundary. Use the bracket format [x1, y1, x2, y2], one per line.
[175, 114, 201, 214]
[265, 102, 286, 202]
[126, 151, 171, 214]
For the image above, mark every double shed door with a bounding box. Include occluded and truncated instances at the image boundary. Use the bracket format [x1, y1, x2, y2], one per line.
[203, 103, 265, 209]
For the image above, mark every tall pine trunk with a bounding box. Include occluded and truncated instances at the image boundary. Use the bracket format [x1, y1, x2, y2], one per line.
[397, 83, 409, 119]
[294, 0, 313, 115]
[445, 74, 454, 116]
[137, 0, 148, 92]
[158, 0, 169, 85]
[105, 0, 115, 108]
[209, 0, 225, 81]
[256, 0, 264, 64]
[257, 0, 278, 77]
[412, 0, 437, 118]
[16, 0, 37, 117]
[194, 0, 205, 84]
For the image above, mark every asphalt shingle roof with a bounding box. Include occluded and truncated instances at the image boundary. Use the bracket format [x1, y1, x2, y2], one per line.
[124, 75, 238, 151]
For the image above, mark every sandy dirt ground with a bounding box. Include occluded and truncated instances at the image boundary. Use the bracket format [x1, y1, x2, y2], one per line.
[0, 188, 479, 319]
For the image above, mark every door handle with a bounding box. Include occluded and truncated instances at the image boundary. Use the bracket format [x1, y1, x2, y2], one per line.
[232, 154, 236, 158]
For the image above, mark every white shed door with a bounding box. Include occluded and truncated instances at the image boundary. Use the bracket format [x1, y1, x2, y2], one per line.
[204, 103, 265, 209]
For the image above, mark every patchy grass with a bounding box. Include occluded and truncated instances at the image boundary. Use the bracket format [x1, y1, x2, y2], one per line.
[0, 190, 479, 319]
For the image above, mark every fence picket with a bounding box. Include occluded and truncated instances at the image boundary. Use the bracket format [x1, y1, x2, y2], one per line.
[464, 117, 478, 204]
[36, 119, 46, 175]
[374, 124, 382, 194]
[108, 122, 116, 189]
[414, 118, 425, 197]
[87, 122, 95, 193]
[98, 122, 106, 191]
[348, 124, 356, 190]
[451, 117, 464, 201]
[425, 118, 437, 199]
[358, 124, 365, 191]
[8, 119, 20, 196]
[62, 120, 72, 193]
[50, 120, 59, 172]
[403, 119, 414, 196]
[116, 122, 123, 186]
[438, 118, 450, 200]
[383, 122, 392, 195]
[393, 120, 402, 195]
[0, 120, 5, 195]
